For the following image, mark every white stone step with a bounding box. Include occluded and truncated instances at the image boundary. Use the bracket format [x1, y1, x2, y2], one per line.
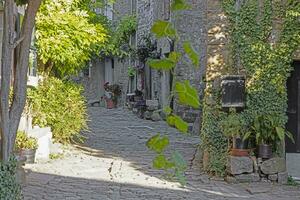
[27, 126, 52, 161]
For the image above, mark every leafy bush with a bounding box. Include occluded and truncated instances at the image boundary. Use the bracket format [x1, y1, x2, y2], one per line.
[15, 131, 38, 150]
[0, 157, 22, 200]
[28, 77, 88, 144]
[220, 109, 246, 138]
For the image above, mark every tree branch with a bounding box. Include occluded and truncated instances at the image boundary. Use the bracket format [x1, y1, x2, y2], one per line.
[13, 36, 25, 48]
[9, 0, 42, 154]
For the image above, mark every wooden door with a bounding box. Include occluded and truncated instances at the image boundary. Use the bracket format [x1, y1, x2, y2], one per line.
[286, 61, 300, 153]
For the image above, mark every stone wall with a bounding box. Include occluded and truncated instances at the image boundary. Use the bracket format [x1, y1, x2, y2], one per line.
[172, 0, 207, 125]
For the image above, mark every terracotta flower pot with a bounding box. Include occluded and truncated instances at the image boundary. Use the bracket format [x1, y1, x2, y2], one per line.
[106, 99, 115, 109]
[230, 148, 250, 157]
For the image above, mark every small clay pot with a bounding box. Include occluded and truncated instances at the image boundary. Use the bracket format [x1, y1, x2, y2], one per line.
[230, 148, 250, 157]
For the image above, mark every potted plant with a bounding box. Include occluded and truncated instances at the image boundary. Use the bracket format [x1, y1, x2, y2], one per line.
[103, 83, 122, 108]
[220, 109, 249, 156]
[134, 89, 143, 102]
[15, 131, 38, 164]
[127, 66, 136, 78]
[246, 114, 294, 159]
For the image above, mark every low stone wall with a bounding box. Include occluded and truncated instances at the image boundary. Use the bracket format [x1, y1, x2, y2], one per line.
[227, 156, 288, 184]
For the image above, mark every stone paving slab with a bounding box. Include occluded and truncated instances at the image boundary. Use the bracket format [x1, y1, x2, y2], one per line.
[22, 107, 300, 200]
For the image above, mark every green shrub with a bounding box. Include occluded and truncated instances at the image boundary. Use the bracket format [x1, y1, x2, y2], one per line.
[15, 131, 38, 150]
[27, 77, 88, 144]
[0, 157, 22, 200]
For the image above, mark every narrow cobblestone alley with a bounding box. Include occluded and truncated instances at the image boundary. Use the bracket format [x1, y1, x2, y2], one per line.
[23, 107, 300, 200]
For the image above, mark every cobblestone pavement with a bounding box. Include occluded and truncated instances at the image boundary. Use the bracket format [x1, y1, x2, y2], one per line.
[23, 107, 300, 200]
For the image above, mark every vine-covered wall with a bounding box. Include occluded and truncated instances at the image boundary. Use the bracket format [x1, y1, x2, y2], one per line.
[201, 0, 300, 176]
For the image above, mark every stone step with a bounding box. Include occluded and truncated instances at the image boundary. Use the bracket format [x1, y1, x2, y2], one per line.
[27, 127, 52, 161]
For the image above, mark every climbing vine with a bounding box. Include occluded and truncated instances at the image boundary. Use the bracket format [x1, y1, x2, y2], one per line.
[201, 0, 300, 176]
[146, 0, 201, 186]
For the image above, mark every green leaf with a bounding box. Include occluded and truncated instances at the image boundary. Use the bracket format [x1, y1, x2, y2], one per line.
[153, 154, 167, 169]
[275, 127, 285, 141]
[147, 58, 175, 70]
[151, 20, 177, 39]
[286, 131, 295, 143]
[146, 134, 170, 153]
[171, 0, 191, 11]
[167, 115, 176, 126]
[171, 151, 187, 171]
[183, 41, 199, 68]
[175, 171, 187, 186]
[175, 81, 201, 109]
[169, 52, 182, 63]
[174, 115, 189, 133]
[163, 106, 172, 115]
[153, 154, 174, 169]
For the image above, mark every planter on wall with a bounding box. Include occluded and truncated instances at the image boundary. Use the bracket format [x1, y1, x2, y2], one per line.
[19, 149, 36, 164]
[230, 137, 250, 157]
[221, 75, 246, 108]
[258, 144, 272, 159]
[106, 99, 115, 109]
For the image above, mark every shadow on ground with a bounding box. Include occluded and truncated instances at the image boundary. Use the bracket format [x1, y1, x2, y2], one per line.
[22, 107, 300, 200]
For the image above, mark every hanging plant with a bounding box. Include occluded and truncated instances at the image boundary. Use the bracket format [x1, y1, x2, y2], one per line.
[135, 34, 160, 63]
[127, 66, 136, 77]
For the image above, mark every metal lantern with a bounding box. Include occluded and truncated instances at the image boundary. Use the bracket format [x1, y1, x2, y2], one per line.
[221, 75, 246, 108]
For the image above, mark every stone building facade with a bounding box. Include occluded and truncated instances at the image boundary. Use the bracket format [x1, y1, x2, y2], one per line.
[85, 0, 300, 136]
[114, 0, 206, 132]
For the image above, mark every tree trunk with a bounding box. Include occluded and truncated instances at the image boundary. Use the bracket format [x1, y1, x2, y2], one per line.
[0, 0, 42, 162]
[0, 0, 15, 162]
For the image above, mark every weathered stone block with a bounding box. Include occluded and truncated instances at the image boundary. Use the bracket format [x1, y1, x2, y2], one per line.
[225, 176, 237, 184]
[227, 156, 254, 175]
[147, 105, 158, 111]
[278, 171, 288, 184]
[144, 111, 152, 120]
[251, 156, 259, 172]
[146, 100, 158, 107]
[151, 112, 161, 121]
[260, 157, 286, 175]
[235, 173, 260, 183]
[268, 174, 278, 182]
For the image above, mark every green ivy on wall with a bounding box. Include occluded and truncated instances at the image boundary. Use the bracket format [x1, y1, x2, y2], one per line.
[201, 0, 300, 176]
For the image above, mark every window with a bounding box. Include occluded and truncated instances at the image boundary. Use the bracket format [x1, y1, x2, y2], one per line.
[163, 0, 170, 20]
[131, 0, 137, 14]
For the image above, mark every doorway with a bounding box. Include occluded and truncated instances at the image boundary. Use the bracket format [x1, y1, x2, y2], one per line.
[286, 60, 300, 178]
[286, 61, 300, 153]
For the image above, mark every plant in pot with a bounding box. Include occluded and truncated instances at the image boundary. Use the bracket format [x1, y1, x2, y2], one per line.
[127, 66, 136, 78]
[246, 114, 294, 159]
[220, 109, 249, 156]
[15, 131, 38, 164]
[103, 83, 122, 108]
[134, 89, 143, 102]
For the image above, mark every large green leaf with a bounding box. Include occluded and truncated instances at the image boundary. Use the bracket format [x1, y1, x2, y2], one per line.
[183, 41, 199, 68]
[147, 58, 175, 70]
[171, 151, 187, 186]
[151, 20, 177, 39]
[171, 0, 191, 11]
[146, 134, 170, 153]
[175, 81, 201, 109]
[174, 115, 188, 133]
[163, 106, 172, 115]
[153, 154, 174, 169]
[167, 116, 176, 126]
[171, 151, 187, 171]
[275, 127, 285, 141]
[169, 52, 182, 63]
